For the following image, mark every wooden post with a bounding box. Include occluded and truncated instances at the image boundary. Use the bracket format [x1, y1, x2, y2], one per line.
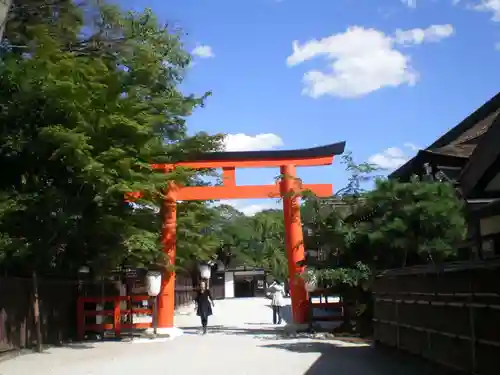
[32, 271, 43, 352]
[113, 299, 121, 338]
[100, 276, 105, 339]
[468, 277, 477, 373]
[77, 298, 84, 341]
[395, 301, 400, 349]
[153, 296, 158, 336]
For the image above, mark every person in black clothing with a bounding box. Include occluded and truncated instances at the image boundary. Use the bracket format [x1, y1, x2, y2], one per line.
[195, 280, 214, 334]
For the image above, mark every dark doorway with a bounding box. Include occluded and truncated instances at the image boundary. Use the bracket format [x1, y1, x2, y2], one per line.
[234, 278, 254, 298]
[210, 271, 225, 300]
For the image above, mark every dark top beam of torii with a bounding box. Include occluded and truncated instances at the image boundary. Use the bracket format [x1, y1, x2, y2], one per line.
[143, 142, 346, 201]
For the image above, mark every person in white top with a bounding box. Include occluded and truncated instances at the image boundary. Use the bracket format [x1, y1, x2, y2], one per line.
[268, 279, 285, 324]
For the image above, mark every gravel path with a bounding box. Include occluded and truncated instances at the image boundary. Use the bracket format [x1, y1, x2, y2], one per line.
[0, 298, 441, 375]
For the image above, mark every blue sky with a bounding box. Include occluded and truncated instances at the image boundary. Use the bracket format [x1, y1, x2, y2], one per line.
[118, 0, 500, 215]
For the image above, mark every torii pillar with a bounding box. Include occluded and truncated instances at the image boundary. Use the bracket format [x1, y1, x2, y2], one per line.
[128, 142, 346, 331]
[280, 164, 308, 322]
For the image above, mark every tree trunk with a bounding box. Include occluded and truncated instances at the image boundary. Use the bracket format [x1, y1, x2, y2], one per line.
[0, 0, 11, 41]
[32, 271, 43, 352]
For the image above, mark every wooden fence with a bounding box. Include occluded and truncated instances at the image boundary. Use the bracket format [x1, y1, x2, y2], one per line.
[372, 260, 500, 375]
[0, 274, 195, 353]
[0, 277, 79, 353]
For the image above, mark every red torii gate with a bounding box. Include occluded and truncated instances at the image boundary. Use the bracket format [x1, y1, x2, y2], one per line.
[128, 141, 345, 329]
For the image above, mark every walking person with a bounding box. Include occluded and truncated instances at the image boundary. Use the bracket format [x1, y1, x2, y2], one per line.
[269, 279, 285, 324]
[194, 280, 215, 334]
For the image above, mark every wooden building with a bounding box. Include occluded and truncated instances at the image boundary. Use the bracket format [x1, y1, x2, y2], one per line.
[222, 266, 267, 298]
[206, 253, 268, 299]
[390, 92, 500, 259]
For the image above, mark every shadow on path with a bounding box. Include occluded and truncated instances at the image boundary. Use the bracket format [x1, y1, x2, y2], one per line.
[261, 341, 462, 375]
[180, 325, 287, 338]
[263, 303, 293, 323]
[265, 303, 341, 331]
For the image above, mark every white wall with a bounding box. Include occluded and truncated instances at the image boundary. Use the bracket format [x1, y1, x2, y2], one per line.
[224, 272, 234, 298]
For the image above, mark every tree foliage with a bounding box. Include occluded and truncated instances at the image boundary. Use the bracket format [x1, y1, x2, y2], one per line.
[296, 153, 467, 334]
[351, 177, 467, 268]
[176, 201, 222, 269]
[213, 208, 288, 280]
[0, 1, 223, 277]
[300, 152, 467, 288]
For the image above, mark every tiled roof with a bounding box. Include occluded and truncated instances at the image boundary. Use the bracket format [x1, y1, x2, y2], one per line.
[432, 144, 477, 158]
[430, 108, 500, 158]
[389, 92, 500, 180]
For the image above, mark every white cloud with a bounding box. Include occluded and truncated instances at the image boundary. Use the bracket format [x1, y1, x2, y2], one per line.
[472, 0, 500, 21]
[368, 143, 420, 170]
[403, 142, 420, 151]
[192, 45, 215, 59]
[239, 203, 278, 216]
[402, 0, 417, 8]
[495, 42, 500, 50]
[216, 200, 281, 216]
[224, 133, 284, 152]
[211, 134, 284, 216]
[394, 24, 455, 45]
[286, 24, 454, 99]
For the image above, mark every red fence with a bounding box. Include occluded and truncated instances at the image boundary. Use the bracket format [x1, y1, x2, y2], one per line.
[308, 288, 344, 323]
[77, 295, 153, 340]
[76, 277, 196, 339]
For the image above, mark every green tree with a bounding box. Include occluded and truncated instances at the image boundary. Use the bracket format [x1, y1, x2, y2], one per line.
[250, 210, 287, 280]
[352, 177, 467, 268]
[3, 0, 81, 53]
[213, 207, 288, 280]
[300, 156, 466, 334]
[300, 151, 380, 272]
[0, 2, 223, 277]
[176, 201, 221, 269]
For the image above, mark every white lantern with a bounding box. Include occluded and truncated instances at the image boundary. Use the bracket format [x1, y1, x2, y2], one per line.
[199, 263, 211, 280]
[145, 271, 162, 297]
[78, 266, 90, 274]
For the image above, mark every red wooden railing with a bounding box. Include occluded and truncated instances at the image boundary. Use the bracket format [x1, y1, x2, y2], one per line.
[77, 295, 153, 340]
[310, 301, 344, 321]
[309, 290, 345, 322]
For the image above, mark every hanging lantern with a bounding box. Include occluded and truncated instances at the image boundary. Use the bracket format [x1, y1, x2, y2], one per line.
[145, 271, 162, 297]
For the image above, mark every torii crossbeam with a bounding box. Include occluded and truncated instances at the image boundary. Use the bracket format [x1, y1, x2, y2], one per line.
[128, 141, 346, 330]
